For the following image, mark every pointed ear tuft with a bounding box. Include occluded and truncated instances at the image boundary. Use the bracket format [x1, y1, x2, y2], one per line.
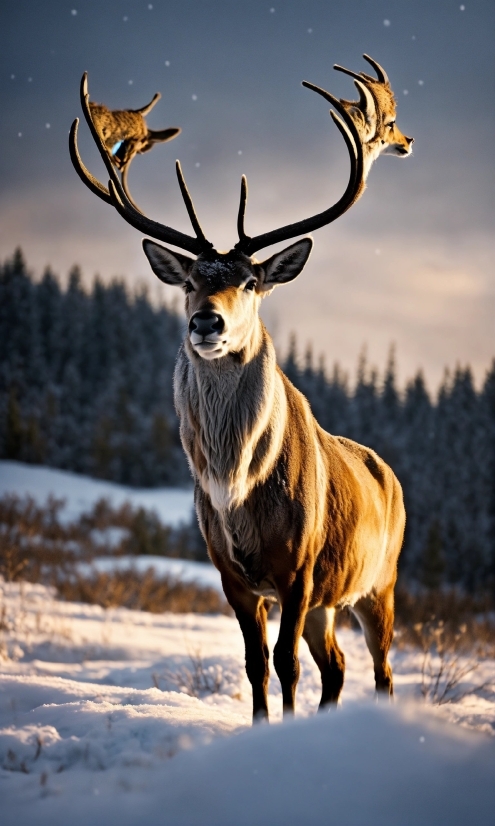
[259, 238, 313, 291]
[147, 127, 181, 144]
[142, 239, 194, 286]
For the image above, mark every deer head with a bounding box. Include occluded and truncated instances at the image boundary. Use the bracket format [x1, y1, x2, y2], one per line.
[69, 57, 409, 362]
[321, 54, 414, 177]
[142, 239, 313, 362]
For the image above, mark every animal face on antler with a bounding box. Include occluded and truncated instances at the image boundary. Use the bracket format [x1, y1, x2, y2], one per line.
[70, 56, 412, 361]
[86, 92, 180, 209]
[330, 54, 414, 176]
[69, 58, 409, 722]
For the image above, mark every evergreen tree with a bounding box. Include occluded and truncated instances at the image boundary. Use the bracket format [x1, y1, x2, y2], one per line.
[1, 250, 494, 594]
[419, 520, 445, 590]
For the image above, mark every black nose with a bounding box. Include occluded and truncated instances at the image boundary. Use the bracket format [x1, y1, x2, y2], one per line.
[189, 311, 225, 337]
[406, 135, 414, 145]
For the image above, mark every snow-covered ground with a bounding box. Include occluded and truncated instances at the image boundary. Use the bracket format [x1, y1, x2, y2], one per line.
[78, 555, 223, 592]
[1, 580, 494, 825]
[0, 461, 194, 526]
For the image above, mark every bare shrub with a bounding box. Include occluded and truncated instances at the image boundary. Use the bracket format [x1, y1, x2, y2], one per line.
[394, 585, 495, 656]
[55, 569, 230, 615]
[156, 647, 242, 699]
[0, 493, 208, 587]
[413, 619, 494, 705]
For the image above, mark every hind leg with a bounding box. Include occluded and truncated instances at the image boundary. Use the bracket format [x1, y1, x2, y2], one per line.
[352, 587, 395, 696]
[303, 606, 346, 708]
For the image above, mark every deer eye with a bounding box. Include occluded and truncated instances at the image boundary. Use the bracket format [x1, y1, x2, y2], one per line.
[388, 121, 395, 128]
[244, 280, 256, 292]
[184, 281, 195, 294]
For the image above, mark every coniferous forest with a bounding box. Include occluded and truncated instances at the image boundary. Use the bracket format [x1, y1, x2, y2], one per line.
[1, 250, 494, 594]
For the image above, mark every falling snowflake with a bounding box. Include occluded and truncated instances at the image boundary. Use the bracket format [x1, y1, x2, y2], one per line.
[128, 80, 133, 85]
[383, 19, 391, 26]
[307, 28, 313, 33]
[165, 60, 170, 67]
[403, 89, 409, 95]
[10, 74, 15, 80]
[18, 132, 22, 137]
[148, 3, 153, 8]
[270, 8, 275, 13]
[238, 150, 242, 155]
[123, 16, 128, 22]
[375, 248, 381, 255]
[71, 9, 77, 15]
[460, 4, 465, 10]
[45, 123, 51, 129]
[418, 80, 424, 86]
[28, 77, 33, 83]
[195, 162, 200, 168]
[192, 94, 197, 101]
[411, 35, 416, 40]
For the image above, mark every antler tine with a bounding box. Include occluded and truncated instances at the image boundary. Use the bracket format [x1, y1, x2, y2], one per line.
[69, 72, 212, 256]
[175, 161, 212, 248]
[234, 83, 364, 257]
[237, 175, 248, 247]
[79, 73, 123, 193]
[121, 162, 145, 214]
[362, 54, 389, 85]
[69, 118, 112, 205]
[333, 64, 366, 84]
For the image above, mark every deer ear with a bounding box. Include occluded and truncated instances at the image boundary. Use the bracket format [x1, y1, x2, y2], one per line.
[354, 80, 376, 123]
[142, 239, 194, 285]
[259, 238, 313, 291]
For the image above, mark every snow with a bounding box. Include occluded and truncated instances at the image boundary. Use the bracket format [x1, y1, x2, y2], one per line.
[78, 556, 223, 593]
[0, 461, 194, 527]
[1, 463, 494, 821]
[1, 581, 494, 824]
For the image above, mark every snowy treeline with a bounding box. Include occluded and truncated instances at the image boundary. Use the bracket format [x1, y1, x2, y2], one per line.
[1, 250, 494, 593]
[284, 338, 495, 593]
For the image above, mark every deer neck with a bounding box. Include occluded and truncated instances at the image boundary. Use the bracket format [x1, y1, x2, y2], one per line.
[184, 320, 287, 512]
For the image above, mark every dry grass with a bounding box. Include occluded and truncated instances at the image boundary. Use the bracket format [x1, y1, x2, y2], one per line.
[0, 492, 207, 586]
[0, 494, 227, 615]
[394, 586, 495, 656]
[55, 568, 230, 615]
[155, 646, 242, 699]
[414, 619, 493, 705]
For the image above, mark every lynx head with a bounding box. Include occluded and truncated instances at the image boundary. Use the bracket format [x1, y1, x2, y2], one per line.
[335, 54, 414, 174]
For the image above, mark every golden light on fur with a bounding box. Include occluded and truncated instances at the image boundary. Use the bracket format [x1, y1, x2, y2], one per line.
[69, 55, 410, 721]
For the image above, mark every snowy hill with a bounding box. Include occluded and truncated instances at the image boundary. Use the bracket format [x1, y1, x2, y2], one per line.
[0, 460, 194, 527]
[1, 581, 494, 825]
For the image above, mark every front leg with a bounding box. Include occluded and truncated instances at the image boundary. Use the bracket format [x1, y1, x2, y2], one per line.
[221, 572, 270, 722]
[273, 565, 311, 716]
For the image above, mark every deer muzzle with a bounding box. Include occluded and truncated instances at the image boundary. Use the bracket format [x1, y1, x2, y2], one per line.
[189, 311, 226, 356]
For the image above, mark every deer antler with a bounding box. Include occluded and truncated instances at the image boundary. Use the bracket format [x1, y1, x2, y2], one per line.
[70, 71, 366, 258]
[69, 73, 213, 255]
[334, 53, 390, 88]
[235, 86, 365, 256]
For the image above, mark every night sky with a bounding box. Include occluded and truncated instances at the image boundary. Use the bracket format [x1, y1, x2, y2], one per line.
[1, 0, 494, 387]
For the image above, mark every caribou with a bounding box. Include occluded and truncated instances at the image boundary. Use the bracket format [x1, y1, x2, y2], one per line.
[70, 55, 410, 721]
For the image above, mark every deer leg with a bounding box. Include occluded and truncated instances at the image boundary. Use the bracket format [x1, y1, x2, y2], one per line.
[222, 575, 270, 722]
[352, 587, 395, 696]
[303, 606, 345, 707]
[273, 569, 310, 716]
